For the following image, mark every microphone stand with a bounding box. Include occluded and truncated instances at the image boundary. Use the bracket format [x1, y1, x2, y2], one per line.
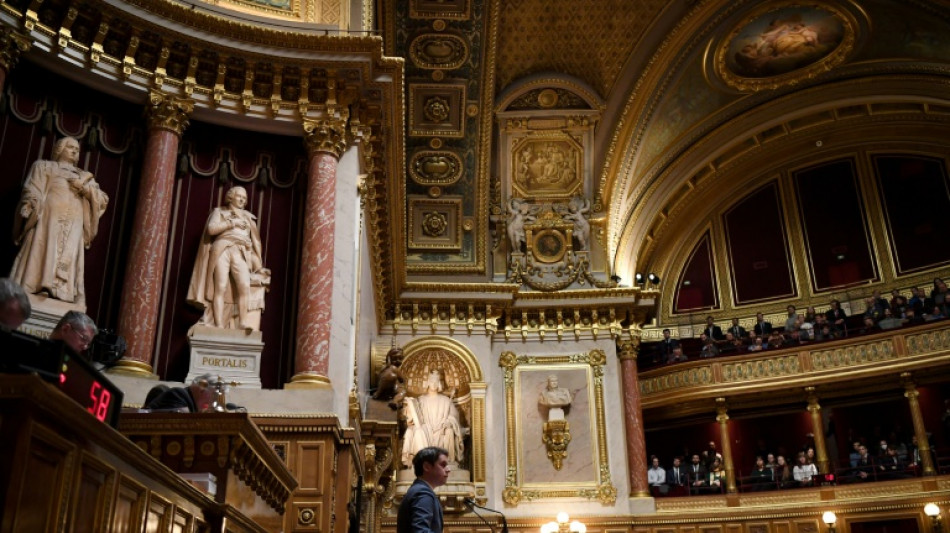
[465, 498, 508, 533]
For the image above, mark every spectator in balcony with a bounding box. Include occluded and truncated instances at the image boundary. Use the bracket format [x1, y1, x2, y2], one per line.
[814, 323, 835, 341]
[903, 306, 925, 326]
[775, 455, 792, 488]
[930, 278, 948, 308]
[668, 346, 687, 364]
[872, 290, 890, 313]
[703, 315, 724, 341]
[877, 446, 908, 480]
[826, 300, 848, 335]
[727, 318, 747, 341]
[708, 458, 724, 491]
[860, 315, 880, 334]
[909, 434, 934, 471]
[942, 293, 950, 316]
[754, 312, 773, 336]
[688, 454, 708, 492]
[908, 287, 929, 315]
[768, 331, 785, 349]
[784, 305, 799, 332]
[803, 445, 816, 465]
[804, 306, 818, 325]
[863, 297, 884, 323]
[793, 453, 817, 486]
[700, 334, 719, 358]
[876, 439, 890, 460]
[891, 294, 909, 318]
[784, 328, 805, 347]
[849, 441, 863, 468]
[720, 332, 742, 355]
[749, 456, 774, 490]
[655, 328, 680, 364]
[926, 305, 946, 321]
[853, 444, 875, 481]
[765, 453, 777, 471]
[748, 336, 765, 352]
[703, 441, 722, 469]
[667, 457, 687, 489]
[648, 456, 667, 493]
[798, 315, 815, 340]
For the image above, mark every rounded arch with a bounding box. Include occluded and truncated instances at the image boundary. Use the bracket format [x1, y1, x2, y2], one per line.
[401, 336, 484, 382]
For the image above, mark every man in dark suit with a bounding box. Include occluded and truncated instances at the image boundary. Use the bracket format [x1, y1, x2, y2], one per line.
[667, 456, 687, 489]
[687, 454, 708, 494]
[704, 315, 724, 341]
[727, 318, 747, 341]
[397, 446, 450, 533]
[825, 299, 848, 334]
[654, 328, 680, 363]
[754, 312, 773, 336]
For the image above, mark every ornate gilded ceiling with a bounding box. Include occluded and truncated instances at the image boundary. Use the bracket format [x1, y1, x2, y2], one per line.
[494, 0, 669, 97]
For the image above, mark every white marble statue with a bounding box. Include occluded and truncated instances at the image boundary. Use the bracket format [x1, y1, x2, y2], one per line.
[401, 370, 464, 468]
[10, 137, 109, 305]
[507, 198, 536, 252]
[564, 195, 591, 251]
[538, 374, 573, 421]
[187, 186, 271, 331]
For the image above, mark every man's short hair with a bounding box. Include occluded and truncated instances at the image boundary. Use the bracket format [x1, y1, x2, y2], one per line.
[662, 328, 671, 334]
[191, 373, 215, 386]
[412, 446, 449, 477]
[54, 310, 97, 336]
[0, 278, 31, 323]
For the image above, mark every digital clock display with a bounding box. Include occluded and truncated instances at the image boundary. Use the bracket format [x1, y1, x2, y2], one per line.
[57, 353, 123, 428]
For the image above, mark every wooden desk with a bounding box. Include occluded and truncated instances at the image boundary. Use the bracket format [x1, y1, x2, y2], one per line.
[120, 411, 297, 530]
[0, 374, 267, 533]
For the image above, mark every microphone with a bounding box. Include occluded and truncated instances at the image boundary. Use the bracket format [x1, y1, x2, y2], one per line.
[464, 498, 495, 533]
[464, 498, 509, 533]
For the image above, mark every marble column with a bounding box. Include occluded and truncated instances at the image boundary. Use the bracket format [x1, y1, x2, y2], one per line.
[805, 387, 830, 474]
[902, 372, 936, 476]
[715, 398, 737, 493]
[112, 90, 193, 377]
[618, 340, 650, 498]
[286, 114, 348, 389]
[0, 29, 30, 91]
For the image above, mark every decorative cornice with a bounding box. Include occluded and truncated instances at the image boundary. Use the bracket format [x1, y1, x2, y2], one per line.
[303, 112, 349, 159]
[146, 89, 194, 136]
[0, 28, 30, 72]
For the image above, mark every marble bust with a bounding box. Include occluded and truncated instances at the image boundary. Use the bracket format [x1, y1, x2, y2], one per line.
[10, 136, 109, 305]
[538, 374, 573, 421]
[401, 370, 465, 468]
[187, 186, 271, 331]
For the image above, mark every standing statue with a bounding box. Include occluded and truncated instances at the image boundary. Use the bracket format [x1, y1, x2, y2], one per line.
[564, 195, 591, 251]
[10, 136, 109, 305]
[401, 370, 464, 468]
[187, 186, 271, 331]
[507, 198, 537, 253]
[538, 374, 573, 421]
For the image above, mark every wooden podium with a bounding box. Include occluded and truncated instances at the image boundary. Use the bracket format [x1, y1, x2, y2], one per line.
[0, 375, 269, 533]
[119, 412, 297, 531]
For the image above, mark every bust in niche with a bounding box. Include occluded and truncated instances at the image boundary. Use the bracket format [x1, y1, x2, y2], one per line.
[538, 374, 573, 421]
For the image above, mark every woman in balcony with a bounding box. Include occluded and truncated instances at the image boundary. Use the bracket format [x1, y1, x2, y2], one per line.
[793, 453, 817, 487]
[775, 455, 793, 488]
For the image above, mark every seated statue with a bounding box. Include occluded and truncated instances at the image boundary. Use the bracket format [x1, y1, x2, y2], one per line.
[10, 137, 109, 305]
[187, 186, 271, 331]
[401, 370, 464, 468]
[538, 374, 573, 421]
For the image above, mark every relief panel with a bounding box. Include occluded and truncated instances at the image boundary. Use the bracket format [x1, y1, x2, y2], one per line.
[409, 84, 466, 138]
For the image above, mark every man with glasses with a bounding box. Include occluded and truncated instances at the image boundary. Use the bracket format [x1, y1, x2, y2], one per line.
[50, 310, 97, 357]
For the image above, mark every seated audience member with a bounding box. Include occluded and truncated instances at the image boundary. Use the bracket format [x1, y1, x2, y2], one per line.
[872, 290, 890, 313]
[655, 328, 680, 364]
[784, 305, 799, 332]
[814, 324, 835, 341]
[700, 335, 719, 358]
[707, 458, 724, 491]
[765, 453, 778, 471]
[931, 278, 949, 309]
[0, 278, 31, 330]
[754, 312, 773, 336]
[860, 316, 880, 335]
[926, 305, 946, 321]
[668, 346, 687, 364]
[720, 332, 741, 355]
[727, 318, 746, 341]
[783, 329, 804, 347]
[943, 293, 950, 316]
[903, 307, 925, 326]
[748, 336, 765, 352]
[688, 454, 708, 493]
[909, 435, 935, 470]
[798, 316, 814, 340]
[852, 444, 875, 482]
[703, 441, 722, 468]
[876, 439, 890, 460]
[849, 441, 863, 468]
[863, 297, 885, 323]
[648, 457, 667, 494]
[749, 457, 774, 490]
[50, 310, 97, 358]
[768, 331, 785, 349]
[144, 373, 217, 412]
[793, 453, 817, 487]
[826, 300, 848, 334]
[703, 315, 724, 341]
[891, 294, 909, 318]
[908, 287, 929, 315]
[804, 306, 818, 325]
[775, 455, 793, 488]
[667, 457, 687, 489]
[877, 446, 908, 480]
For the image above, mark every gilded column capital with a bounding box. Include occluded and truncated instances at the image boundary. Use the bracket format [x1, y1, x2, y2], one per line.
[146, 89, 194, 136]
[715, 397, 729, 421]
[618, 341, 639, 361]
[303, 112, 349, 160]
[0, 29, 31, 73]
[805, 386, 821, 412]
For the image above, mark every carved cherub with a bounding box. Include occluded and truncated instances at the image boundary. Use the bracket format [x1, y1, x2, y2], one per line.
[559, 195, 591, 251]
[372, 347, 407, 410]
[507, 198, 538, 252]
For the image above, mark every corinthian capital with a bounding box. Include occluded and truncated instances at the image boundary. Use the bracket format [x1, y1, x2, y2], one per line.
[146, 89, 194, 136]
[302, 111, 349, 160]
[0, 29, 31, 73]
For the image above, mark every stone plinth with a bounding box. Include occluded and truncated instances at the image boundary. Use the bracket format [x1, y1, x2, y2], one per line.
[18, 293, 84, 338]
[186, 325, 264, 388]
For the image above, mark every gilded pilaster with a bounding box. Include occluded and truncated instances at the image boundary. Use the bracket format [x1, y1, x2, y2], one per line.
[146, 89, 194, 136]
[901, 372, 936, 476]
[716, 397, 737, 494]
[805, 387, 830, 474]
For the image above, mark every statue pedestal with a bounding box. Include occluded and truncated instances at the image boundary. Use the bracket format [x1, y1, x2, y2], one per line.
[18, 293, 86, 338]
[395, 468, 474, 513]
[186, 325, 264, 389]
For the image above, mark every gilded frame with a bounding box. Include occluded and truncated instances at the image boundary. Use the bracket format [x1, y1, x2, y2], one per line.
[499, 349, 616, 506]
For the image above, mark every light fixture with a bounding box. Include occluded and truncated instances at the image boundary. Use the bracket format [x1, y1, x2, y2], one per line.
[634, 272, 644, 285]
[541, 513, 585, 533]
[926, 504, 942, 533]
[648, 272, 661, 285]
[822, 511, 837, 533]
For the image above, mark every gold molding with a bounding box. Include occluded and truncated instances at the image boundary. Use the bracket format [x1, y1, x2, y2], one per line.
[303, 112, 350, 159]
[285, 373, 333, 389]
[146, 89, 194, 136]
[0, 28, 30, 72]
[108, 359, 160, 379]
[499, 349, 616, 506]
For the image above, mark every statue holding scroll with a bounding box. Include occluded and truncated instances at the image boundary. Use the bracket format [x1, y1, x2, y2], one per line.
[10, 136, 109, 305]
[401, 370, 464, 467]
[187, 186, 271, 331]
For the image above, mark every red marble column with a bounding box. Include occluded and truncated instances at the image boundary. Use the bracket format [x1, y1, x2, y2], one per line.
[112, 90, 193, 378]
[0, 29, 30, 90]
[286, 115, 348, 389]
[619, 341, 651, 498]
